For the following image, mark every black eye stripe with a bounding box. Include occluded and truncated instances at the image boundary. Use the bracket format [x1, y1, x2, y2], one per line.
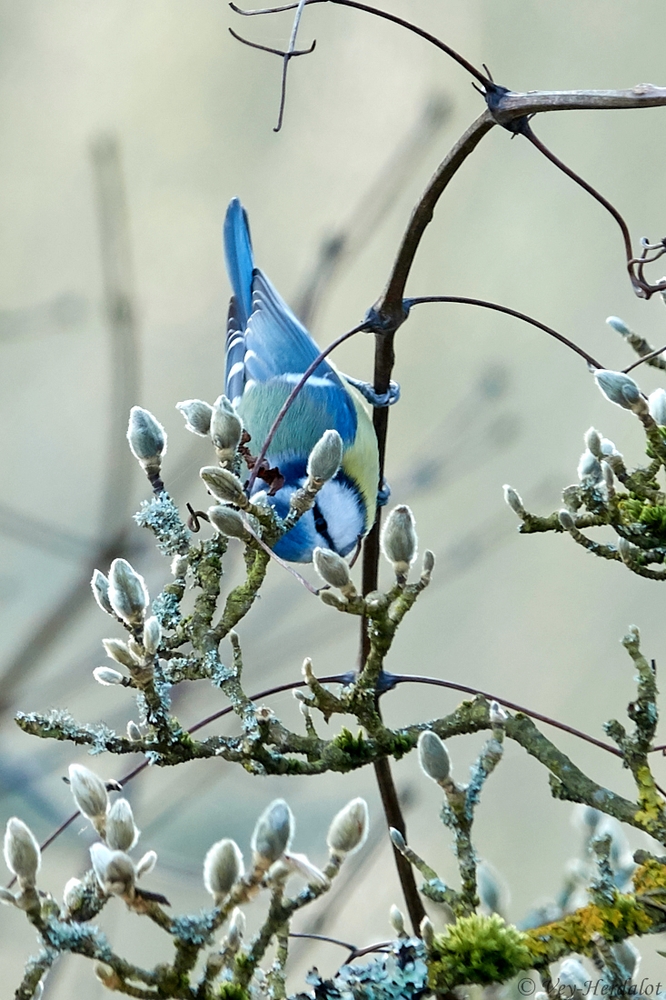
[313, 502, 335, 550]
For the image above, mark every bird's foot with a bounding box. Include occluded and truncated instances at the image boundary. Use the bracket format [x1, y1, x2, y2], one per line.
[345, 376, 400, 408]
[377, 479, 391, 507]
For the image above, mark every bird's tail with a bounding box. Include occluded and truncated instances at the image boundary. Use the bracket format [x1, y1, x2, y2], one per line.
[223, 197, 254, 329]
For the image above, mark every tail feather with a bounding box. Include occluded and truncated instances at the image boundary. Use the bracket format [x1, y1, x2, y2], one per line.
[223, 198, 254, 328]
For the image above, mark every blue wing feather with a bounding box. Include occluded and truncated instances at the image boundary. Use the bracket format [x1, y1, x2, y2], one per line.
[223, 198, 254, 327]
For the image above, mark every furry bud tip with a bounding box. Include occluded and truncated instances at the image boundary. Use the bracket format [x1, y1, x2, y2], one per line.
[93, 666, 124, 686]
[68, 764, 109, 821]
[208, 504, 250, 540]
[90, 843, 135, 897]
[326, 798, 369, 857]
[3, 818, 40, 886]
[127, 406, 166, 475]
[502, 485, 524, 516]
[489, 700, 508, 725]
[313, 547, 354, 595]
[91, 569, 114, 616]
[420, 916, 435, 948]
[106, 798, 140, 852]
[418, 730, 451, 784]
[251, 800, 294, 867]
[381, 505, 418, 581]
[606, 316, 632, 337]
[200, 467, 248, 508]
[307, 430, 343, 483]
[203, 839, 244, 904]
[594, 369, 641, 410]
[649, 388, 666, 426]
[107, 558, 149, 625]
[210, 395, 243, 461]
[176, 398, 214, 437]
[558, 509, 575, 531]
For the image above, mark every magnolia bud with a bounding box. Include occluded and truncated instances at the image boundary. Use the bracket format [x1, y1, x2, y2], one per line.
[418, 731, 451, 784]
[135, 850, 157, 878]
[313, 547, 355, 596]
[93, 666, 124, 686]
[649, 388, 666, 426]
[381, 505, 418, 581]
[502, 485, 524, 516]
[90, 843, 135, 897]
[558, 509, 575, 531]
[421, 550, 435, 580]
[107, 559, 149, 626]
[489, 701, 508, 725]
[577, 450, 601, 483]
[618, 536, 640, 565]
[208, 504, 250, 540]
[420, 915, 435, 948]
[326, 798, 368, 857]
[127, 406, 166, 476]
[307, 430, 343, 483]
[68, 764, 108, 821]
[390, 904, 405, 935]
[106, 799, 140, 852]
[126, 721, 143, 742]
[600, 437, 618, 456]
[389, 827, 406, 851]
[251, 800, 293, 867]
[594, 369, 641, 410]
[200, 467, 248, 507]
[203, 839, 244, 904]
[171, 554, 188, 578]
[3, 818, 40, 886]
[584, 427, 602, 458]
[176, 399, 214, 437]
[91, 570, 114, 616]
[62, 877, 85, 912]
[142, 616, 161, 656]
[210, 395, 243, 461]
[102, 638, 136, 668]
[601, 461, 614, 491]
[226, 907, 246, 950]
[606, 316, 632, 337]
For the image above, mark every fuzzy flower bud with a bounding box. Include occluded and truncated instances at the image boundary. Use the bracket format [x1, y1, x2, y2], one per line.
[210, 395, 243, 461]
[106, 798, 140, 852]
[91, 569, 114, 616]
[618, 536, 640, 565]
[502, 485, 524, 517]
[421, 550, 435, 582]
[601, 462, 614, 492]
[142, 616, 161, 656]
[135, 850, 157, 878]
[326, 798, 369, 857]
[203, 839, 244, 904]
[420, 915, 435, 949]
[606, 316, 632, 337]
[381, 505, 418, 581]
[68, 764, 109, 822]
[107, 558, 149, 626]
[251, 800, 294, 868]
[594, 369, 642, 410]
[584, 427, 602, 458]
[208, 504, 250, 540]
[171, 554, 188, 578]
[306, 430, 343, 483]
[418, 731, 451, 784]
[3, 818, 40, 886]
[200, 466, 248, 507]
[558, 509, 575, 531]
[489, 701, 508, 725]
[577, 450, 602, 484]
[126, 721, 143, 742]
[62, 877, 85, 913]
[389, 904, 405, 936]
[93, 666, 124, 686]
[226, 907, 246, 950]
[90, 843, 135, 897]
[313, 547, 355, 596]
[127, 406, 166, 476]
[176, 398, 214, 437]
[649, 388, 666, 426]
[389, 827, 406, 851]
[102, 638, 136, 668]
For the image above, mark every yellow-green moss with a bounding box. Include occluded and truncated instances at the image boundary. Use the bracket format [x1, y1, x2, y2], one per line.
[634, 766, 665, 826]
[525, 893, 653, 963]
[428, 913, 532, 990]
[633, 858, 666, 895]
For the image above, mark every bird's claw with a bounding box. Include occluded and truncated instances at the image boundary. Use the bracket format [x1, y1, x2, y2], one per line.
[345, 377, 401, 408]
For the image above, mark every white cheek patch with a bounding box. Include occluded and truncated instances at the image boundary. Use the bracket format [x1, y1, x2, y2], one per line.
[316, 480, 365, 556]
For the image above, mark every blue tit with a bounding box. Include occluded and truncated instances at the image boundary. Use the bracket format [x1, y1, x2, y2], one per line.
[223, 197, 380, 563]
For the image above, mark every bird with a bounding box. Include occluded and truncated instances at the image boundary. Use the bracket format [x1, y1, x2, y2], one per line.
[223, 197, 394, 563]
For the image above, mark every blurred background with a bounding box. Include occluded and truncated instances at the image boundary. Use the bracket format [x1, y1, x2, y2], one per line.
[3, 0, 666, 994]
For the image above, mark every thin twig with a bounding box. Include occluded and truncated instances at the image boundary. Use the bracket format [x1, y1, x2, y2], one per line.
[624, 344, 666, 373]
[405, 296, 603, 369]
